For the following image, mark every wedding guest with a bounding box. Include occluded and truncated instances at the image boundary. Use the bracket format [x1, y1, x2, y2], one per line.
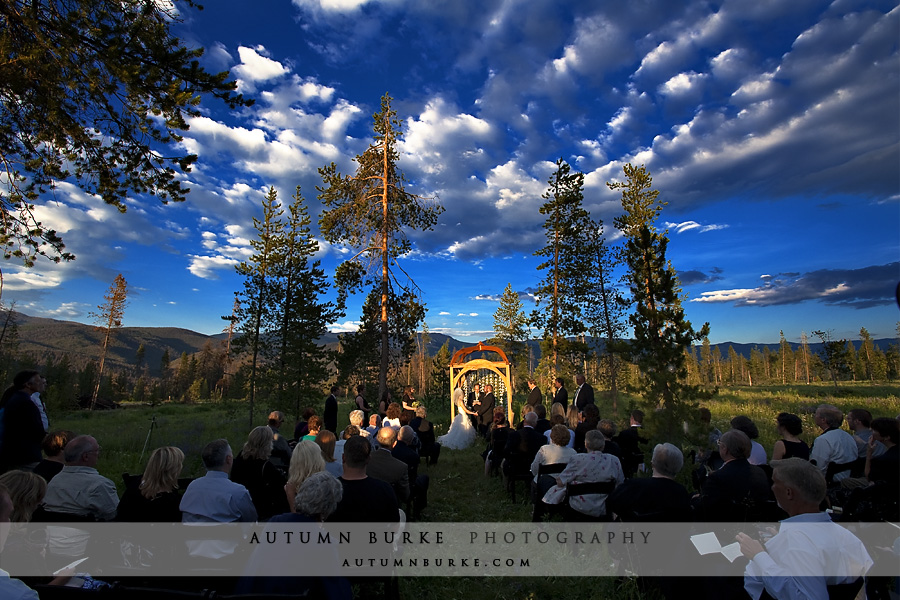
[303, 416, 322, 442]
[116, 446, 184, 522]
[315, 430, 343, 478]
[542, 430, 623, 521]
[33, 430, 74, 483]
[284, 440, 325, 512]
[771, 413, 810, 461]
[731, 415, 767, 465]
[231, 426, 289, 521]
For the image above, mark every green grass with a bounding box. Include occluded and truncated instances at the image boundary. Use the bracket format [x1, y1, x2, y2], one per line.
[47, 383, 899, 600]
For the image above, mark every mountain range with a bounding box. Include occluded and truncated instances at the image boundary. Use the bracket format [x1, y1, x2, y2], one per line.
[5, 312, 895, 377]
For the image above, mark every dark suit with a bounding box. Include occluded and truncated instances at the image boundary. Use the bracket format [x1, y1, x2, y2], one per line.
[573, 383, 595, 411]
[391, 440, 429, 517]
[476, 392, 495, 437]
[553, 385, 568, 410]
[617, 425, 647, 477]
[607, 476, 692, 522]
[367, 448, 410, 504]
[526, 386, 542, 407]
[323, 393, 338, 434]
[695, 458, 772, 522]
[503, 426, 544, 476]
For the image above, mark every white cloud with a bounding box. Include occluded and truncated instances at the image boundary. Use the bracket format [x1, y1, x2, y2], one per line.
[187, 255, 240, 279]
[232, 46, 289, 92]
[329, 320, 361, 333]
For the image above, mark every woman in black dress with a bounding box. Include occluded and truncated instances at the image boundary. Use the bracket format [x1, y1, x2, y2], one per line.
[231, 426, 289, 521]
[771, 412, 810, 461]
[117, 446, 185, 521]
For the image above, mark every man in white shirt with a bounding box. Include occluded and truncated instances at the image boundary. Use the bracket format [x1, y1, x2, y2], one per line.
[43, 435, 118, 520]
[808, 404, 858, 483]
[737, 458, 872, 600]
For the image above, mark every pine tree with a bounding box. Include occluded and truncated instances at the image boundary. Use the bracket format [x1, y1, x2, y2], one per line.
[778, 331, 793, 384]
[491, 283, 529, 392]
[271, 186, 344, 418]
[609, 164, 709, 442]
[88, 273, 127, 410]
[800, 331, 811, 384]
[858, 327, 876, 381]
[531, 158, 591, 381]
[813, 329, 848, 392]
[318, 93, 443, 402]
[581, 218, 628, 413]
[233, 187, 284, 426]
[0, 0, 249, 265]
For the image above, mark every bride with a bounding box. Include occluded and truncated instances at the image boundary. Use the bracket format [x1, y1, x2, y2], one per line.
[438, 380, 477, 450]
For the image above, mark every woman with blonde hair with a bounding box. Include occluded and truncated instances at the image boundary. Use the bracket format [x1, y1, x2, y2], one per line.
[116, 446, 185, 521]
[231, 426, 288, 521]
[314, 430, 343, 478]
[0, 470, 47, 522]
[284, 440, 325, 512]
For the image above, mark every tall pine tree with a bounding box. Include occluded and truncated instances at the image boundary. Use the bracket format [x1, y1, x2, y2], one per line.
[531, 159, 591, 382]
[318, 93, 443, 401]
[609, 164, 709, 442]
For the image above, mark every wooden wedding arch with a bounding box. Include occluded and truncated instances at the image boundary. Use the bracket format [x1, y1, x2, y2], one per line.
[449, 342, 514, 424]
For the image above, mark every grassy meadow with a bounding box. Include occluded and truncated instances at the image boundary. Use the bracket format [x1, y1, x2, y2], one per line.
[48, 382, 899, 600]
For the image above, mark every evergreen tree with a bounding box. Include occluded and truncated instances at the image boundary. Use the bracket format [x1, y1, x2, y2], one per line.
[88, 273, 127, 409]
[799, 331, 811, 384]
[531, 158, 591, 380]
[233, 187, 283, 426]
[490, 283, 529, 392]
[778, 331, 793, 384]
[858, 327, 876, 381]
[608, 164, 709, 442]
[812, 329, 849, 391]
[581, 218, 628, 413]
[318, 93, 443, 402]
[271, 186, 343, 418]
[0, 0, 248, 265]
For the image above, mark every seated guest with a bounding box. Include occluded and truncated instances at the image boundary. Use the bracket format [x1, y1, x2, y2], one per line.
[542, 430, 623, 520]
[864, 417, 898, 486]
[809, 404, 858, 483]
[771, 412, 810, 461]
[293, 407, 316, 441]
[731, 415, 767, 465]
[737, 458, 872, 600]
[608, 443, 691, 521]
[503, 412, 544, 478]
[533, 404, 551, 436]
[349, 410, 370, 438]
[334, 425, 359, 462]
[327, 436, 399, 524]
[180, 439, 257, 522]
[368, 427, 410, 505]
[573, 403, 600, 453]
[382, 402, 402, 429]
[116, 446, 184, 522]
[531, 424, 576, 521]
[598, 419, 622, 461]
[235, 472, 351, 599]
[0, 471, 49, 576]
[267, 411, 293, 470]
[544, 414, 575, 449]
[231, 426, 289, 521]
[365, 414, 380, 437]
[42, 435, 118, 520]
[693, 429, 771, 522]
[517, 403, 534, 430]
[410, 405, 440, 466]
[392, 426, 429, 518]
[302, 416, 322, 442]
[284, 440, 325, 512]
[847, 408, 885, 458]
[315, 430, 343, 478]
[33, 430, 74, 483]
[565, 405, 580, 436]
[484, 411, 510, 476]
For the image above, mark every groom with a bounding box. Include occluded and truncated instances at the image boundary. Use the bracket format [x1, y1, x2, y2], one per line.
[475, 384, 496, 439]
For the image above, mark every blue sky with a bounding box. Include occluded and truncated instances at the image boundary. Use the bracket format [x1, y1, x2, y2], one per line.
[4, 0, 899, 346]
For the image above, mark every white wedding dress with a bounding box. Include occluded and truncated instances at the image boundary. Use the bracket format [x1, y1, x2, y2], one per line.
[437, 396, 476, 450]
